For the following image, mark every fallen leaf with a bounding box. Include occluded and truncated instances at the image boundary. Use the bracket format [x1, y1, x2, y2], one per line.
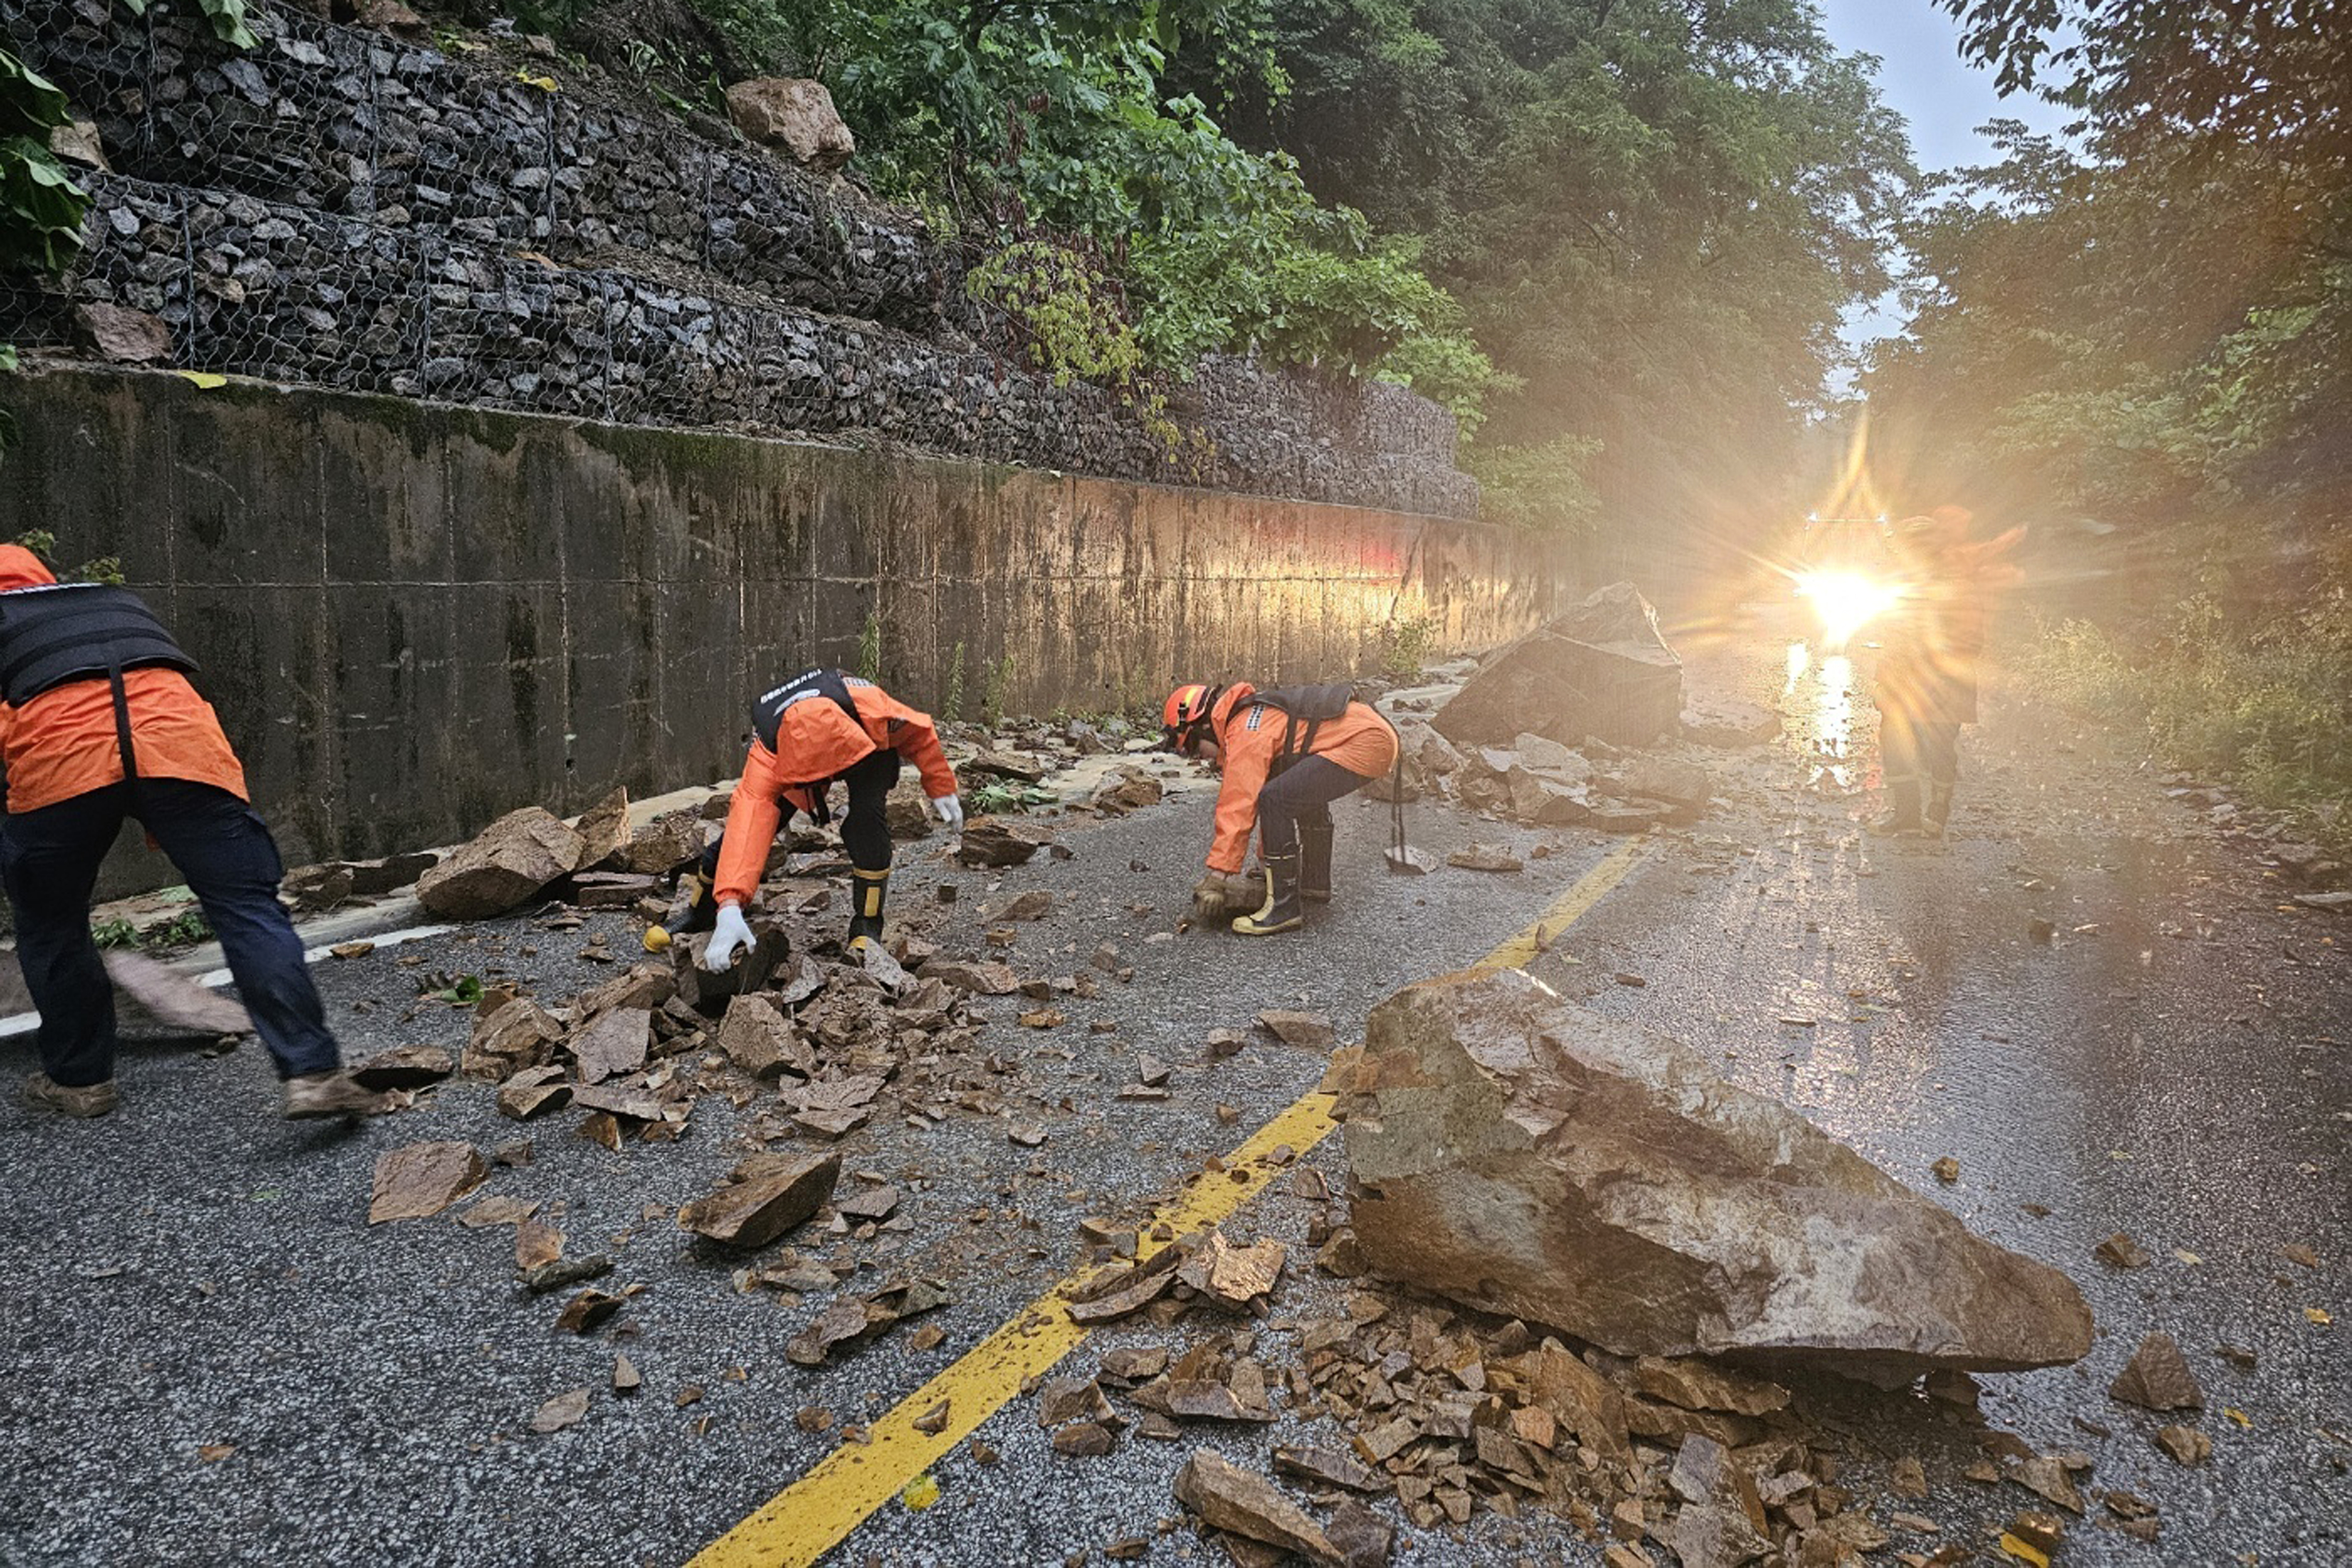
[196, 1443, 236, 1463]
[2308, 1307, 2334, 1326]
[901, 1474, 940, 1510]
[175, 370, 227, 390]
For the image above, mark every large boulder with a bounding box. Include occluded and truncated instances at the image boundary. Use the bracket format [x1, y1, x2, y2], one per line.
[724, 78, 856, 170]
[1434, 582, 1682, 749]
[1331, 968, 2094, 1376]
[416, 807, 585, 919]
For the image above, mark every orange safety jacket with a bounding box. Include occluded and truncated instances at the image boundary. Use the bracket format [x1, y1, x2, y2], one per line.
[713, 675, 957, 906]
[0, 546, 248, 814]
[1202, 683, 1399, 874]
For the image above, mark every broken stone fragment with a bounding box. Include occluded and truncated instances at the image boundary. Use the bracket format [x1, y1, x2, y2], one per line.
[2094, 1233, 2153, 1269]
[568, 1005, 651, 1085]
[529, 1388, 589, 1435]
[1175, 1232, 1285, 1310]
[417, 807, 586, 920]
[571, 787, 630, 869]
[1256, 1011, 1335, 1049]
[1051, 1421, 1116, 1457]
[496, 1064, 573, 1121]
[349, 1045, 455, 1091]
[671, 925, 787, 1012]
[1171, 1450, 1341, 1564]
[102, 951, 254, 1037]
[78, 302, 173, 363]
[519, 1255, 611, 1295]
[714, 993, 808, 1081]
[991, 890, 1055, 922]
[1339, 967, 2095, 1373]
[570, 871, 660, 910]
[554, 1288, 624, 1335]
[613, 1355, 641, 1395]
[920, 959, 1021, 995]
[723, 76, 856, 168]
[2108, 1330, 2203, 1411]
[1633, 1356, 1790, 1416]
[1272, 1445, 1381, 1492]
[1325, 1499, 1392, 1568]
[368, 1141, 486, 1224]
[466, 998, 564, 1080]
[514, 1219, 564, 1272]
[956, 818, 1052, 868]
[679, 1151, 840, 1249]
[612, 818, 701, 876]
[1445, 844, 1524, 873]
[2153, 1425, 2211, 1466]
[1681, 696, 1782, 748]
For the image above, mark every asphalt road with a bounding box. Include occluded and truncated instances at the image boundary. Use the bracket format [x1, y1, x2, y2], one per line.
[1, 624, 2344, 1568]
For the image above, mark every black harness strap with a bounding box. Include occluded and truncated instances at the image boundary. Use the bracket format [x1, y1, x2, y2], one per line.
[106, 661, 140, 785]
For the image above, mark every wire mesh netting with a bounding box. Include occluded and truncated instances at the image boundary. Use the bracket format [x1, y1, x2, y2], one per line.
[1, 0, 1477, 516]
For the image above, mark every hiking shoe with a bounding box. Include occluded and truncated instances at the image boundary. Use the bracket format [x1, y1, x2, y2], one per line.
[22, 1071, 119, 1119]
[282, 1071, 383, 1121]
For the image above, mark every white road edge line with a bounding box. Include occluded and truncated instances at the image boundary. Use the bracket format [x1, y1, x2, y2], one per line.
[0, 922, 457, 1038]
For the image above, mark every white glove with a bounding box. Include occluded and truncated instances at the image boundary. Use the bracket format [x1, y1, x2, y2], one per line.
[931, 793, 965, 830]
[702, 902, 754, 971]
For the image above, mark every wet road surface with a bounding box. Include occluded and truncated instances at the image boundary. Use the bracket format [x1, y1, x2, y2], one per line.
[2, 626, 2344, 1567]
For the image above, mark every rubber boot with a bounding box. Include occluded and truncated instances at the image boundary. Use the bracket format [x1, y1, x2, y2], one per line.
[643, 870, 717, 952]
[1297, 816, 1333, 904]
[1867, 776, 1923, 837]
[847, 868, 890, 950]
[1922, 781, 1954, 840]
[1231, 852, 1304, 936]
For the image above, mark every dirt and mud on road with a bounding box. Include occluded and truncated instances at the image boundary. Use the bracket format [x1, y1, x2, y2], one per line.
[4, 614, 2346, 1568]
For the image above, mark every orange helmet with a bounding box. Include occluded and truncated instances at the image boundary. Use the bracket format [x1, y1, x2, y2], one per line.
[1161, 682, 1222, 753]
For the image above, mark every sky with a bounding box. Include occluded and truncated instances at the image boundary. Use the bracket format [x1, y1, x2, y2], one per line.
[1814, 0, 2077, 351]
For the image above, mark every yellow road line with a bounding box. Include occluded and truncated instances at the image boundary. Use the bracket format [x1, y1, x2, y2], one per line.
[1476, 836, 1651, 972]
[690, 837, 1653, 1568]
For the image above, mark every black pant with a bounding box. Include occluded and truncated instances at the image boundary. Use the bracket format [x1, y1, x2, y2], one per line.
[2, 778, 340, 1087]
[1255, 755, 1368, 860]
[1881, 710, 1960, 788]
[701, 748, 903, 882]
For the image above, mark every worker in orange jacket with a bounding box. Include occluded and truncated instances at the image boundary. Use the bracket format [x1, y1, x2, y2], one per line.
[0, 544, 376, 1120]
[675, 668, 963, 968]
[1871, 509, 2024, 838]
[1163, 681, 1399, 936]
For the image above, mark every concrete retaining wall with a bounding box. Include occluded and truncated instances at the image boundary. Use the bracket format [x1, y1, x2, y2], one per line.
[0, 366, 1570, 867]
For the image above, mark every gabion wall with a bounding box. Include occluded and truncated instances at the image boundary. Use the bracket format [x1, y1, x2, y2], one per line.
[2, 0, 1478, 517]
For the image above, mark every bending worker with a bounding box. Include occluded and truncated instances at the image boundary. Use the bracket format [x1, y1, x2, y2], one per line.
[0, 544, 376, 1120]
[1872, 507, 2024, 838]
[671, 668, 963, 969]
[1163, 680, 1399, 936]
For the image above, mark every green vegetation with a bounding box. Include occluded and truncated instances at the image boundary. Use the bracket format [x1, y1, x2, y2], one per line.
[941, 640, 967, 721]
[464, 0, 1905, 529]
[978, 651, 1013, 728]
[91, 907, 213, 950]
[1872, 1, 2350, 828]
[1378, 614, 1436, 680]
[855, 609, 883, 681]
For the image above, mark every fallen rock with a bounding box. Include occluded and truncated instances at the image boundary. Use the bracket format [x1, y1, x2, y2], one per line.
[2154, 1424, 2211, 1466]
[569, 1005, 650, 1085]
[671, 925, 787, 1012]
[724, 76, 855, 169]
[1633, 1356, 1790, 1416]
[957, 818, 1052, 868]
[1597, 756, 1713, 811]
[496, 1064, 573, 1121]
[1175, 1232, 1285, 1311]
[1432, 583, 1682, 749]
[1681, 697, 1782, 748]
[464, 997, 563, 1079]
[368, 1141, 486, 1223]
[572, 787, 630, 868]
[611, 818, 701, 875]
[1172, 1450, 1339, 1564]
[349, 1045, 455, 1091]
[1446, 844, 1524, 874]
[102, 951, 252, 1037]
[1507, 767, 1594, 827]
[679, 1151, 840, 1249]
[529, 1388, 589, 1434]
[2109, 1332, 2203, 1411]
[417, 808, 586, 920]
[2094, 1233, 2152, 1269]
[716, 993, 808, 1080]
[1335, 967, 2096, 1373]
[1257, 1011, 1335, 1049]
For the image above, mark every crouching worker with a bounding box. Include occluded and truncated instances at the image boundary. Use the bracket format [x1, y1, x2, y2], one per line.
[1163, 681, 1399, 937]
[0, 545, 375, 1120]
[667, 668, 963, 970]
